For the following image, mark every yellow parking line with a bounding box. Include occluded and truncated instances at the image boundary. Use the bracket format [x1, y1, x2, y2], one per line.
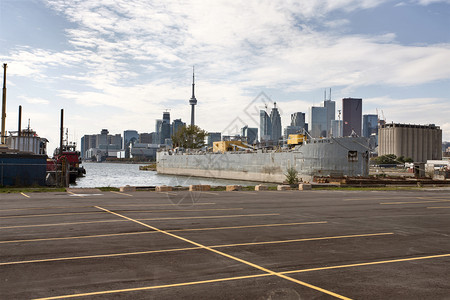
[284, 253, 450, 274]
[0, 221, 326, 244]
[213, 232, 393, 248]
[0, 231, 154, 244]
[110, 191, 133, 197]
[427, 206, 450, 209]
[170, 221, 328, 233]
[380, 200, 450, 205]
[0, 208, 244, 220]
[0, 203, 216, 212]
[0, 213, 280, 229]
[34, 273, 271, 300]
[33, 253, 450, 300]
[0, 246, 200, 266]
[344, 196, 414, 201]
[95, 206, 351, 300]
[199, 191, 220, 195]
[20, 192, 30, 198]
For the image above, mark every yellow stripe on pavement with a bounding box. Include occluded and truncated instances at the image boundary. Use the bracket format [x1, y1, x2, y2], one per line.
[33, 253, 450, 300]
[94, 206, 351, 300]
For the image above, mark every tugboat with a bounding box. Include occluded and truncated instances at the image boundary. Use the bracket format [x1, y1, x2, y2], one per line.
[52, 142, 86, 183]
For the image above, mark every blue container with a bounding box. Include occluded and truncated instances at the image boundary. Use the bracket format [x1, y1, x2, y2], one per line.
[0, 154, 47, 186]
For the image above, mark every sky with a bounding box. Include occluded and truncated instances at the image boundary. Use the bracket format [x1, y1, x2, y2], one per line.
[1, 0, 450, 152]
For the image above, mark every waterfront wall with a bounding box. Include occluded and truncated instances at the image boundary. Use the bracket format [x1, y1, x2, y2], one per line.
[157, 137, 369, 183]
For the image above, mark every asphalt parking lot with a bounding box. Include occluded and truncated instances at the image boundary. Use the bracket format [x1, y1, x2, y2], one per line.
[0, 188, 449, 299]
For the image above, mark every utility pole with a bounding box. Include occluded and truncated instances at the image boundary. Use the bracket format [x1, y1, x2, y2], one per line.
[1, 63, 7, 144]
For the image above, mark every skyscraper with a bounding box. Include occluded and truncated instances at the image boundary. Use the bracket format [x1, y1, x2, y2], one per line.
[309, 106, 327, 138]
[172, 118, 185, 136]
[342, 98, 362, 136]
[124, 130, 139, 146]
[291, 112, 306, 129]
[363, 114, 378, 138]
[324, 99, 335, 135]
[331, 120, 343, 137]
[260, 109, 272, 141]
[270, 102, 282, 144]
[189, 67, 197, 126]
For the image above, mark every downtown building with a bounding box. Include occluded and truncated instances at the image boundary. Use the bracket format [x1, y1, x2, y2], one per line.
[342, 98, 362, 137]
[260, 110, 272, 142]
[241, 125, 258, 144]
[270, 103, 282, 145]
[309, 99, 335, 138]
[81, 129, 123, 160]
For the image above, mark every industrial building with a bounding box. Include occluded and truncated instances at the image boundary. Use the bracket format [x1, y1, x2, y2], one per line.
[378, 123, 442, 162]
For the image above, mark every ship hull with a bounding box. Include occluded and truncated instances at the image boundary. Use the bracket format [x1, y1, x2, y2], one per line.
[157, 137, 370, 183]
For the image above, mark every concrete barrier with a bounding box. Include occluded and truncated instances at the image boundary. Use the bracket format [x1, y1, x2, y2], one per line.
[277, 185, 291, 190]
[255, 184, 268, 191]
[156, 185, 173, 192]
[120, 185, 136, 192]
[226, 185, 242, 191]
[299, 183, 312, 190]
[189, 185, 211, 191]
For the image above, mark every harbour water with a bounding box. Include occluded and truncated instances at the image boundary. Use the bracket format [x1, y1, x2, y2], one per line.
[71, 162, 262, 188]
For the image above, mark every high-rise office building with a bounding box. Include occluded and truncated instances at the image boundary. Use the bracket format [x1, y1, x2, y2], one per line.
[342, 98, 362, 136]
[331, 120, 343, 137]
[324, 100, 335, 135]
[139, 133, 153, 144]
[270, 103, 282, 144]
[124, 130, 139, 146]
[363, 114, 378, 138]
[155, 119, 162, 145]
[123, 130, 139, 158]
[241, 125, 258, 144]
[260, 109, 272, 141]
[291, 112, 308, 132]
[81, 129, 122, 159]
[310, 106, 328, 138]
[172, 119, 185, 137]
[160, 112, 171, 144]
[291, 112, 305, 127]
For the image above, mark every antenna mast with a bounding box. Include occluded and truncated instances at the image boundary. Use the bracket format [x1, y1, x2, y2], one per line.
[1, 63, 7, 144]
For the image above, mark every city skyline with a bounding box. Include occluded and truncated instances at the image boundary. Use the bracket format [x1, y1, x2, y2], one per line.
[1, 0, 450, 152]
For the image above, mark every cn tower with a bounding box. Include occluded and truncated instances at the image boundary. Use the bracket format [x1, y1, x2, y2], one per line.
[189, 67, 197, 127]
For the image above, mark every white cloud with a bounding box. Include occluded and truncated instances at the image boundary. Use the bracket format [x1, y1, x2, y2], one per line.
[414, 0, 450, 5]
[3, 0, 450, 149]
[18, 96, 50, 105]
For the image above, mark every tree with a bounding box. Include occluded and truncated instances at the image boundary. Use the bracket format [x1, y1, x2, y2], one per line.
[374, 154, 397, 165]
[172, 125, 207, 149]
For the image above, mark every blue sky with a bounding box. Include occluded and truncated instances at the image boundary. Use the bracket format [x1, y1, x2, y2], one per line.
[1, 0, 449, 152]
